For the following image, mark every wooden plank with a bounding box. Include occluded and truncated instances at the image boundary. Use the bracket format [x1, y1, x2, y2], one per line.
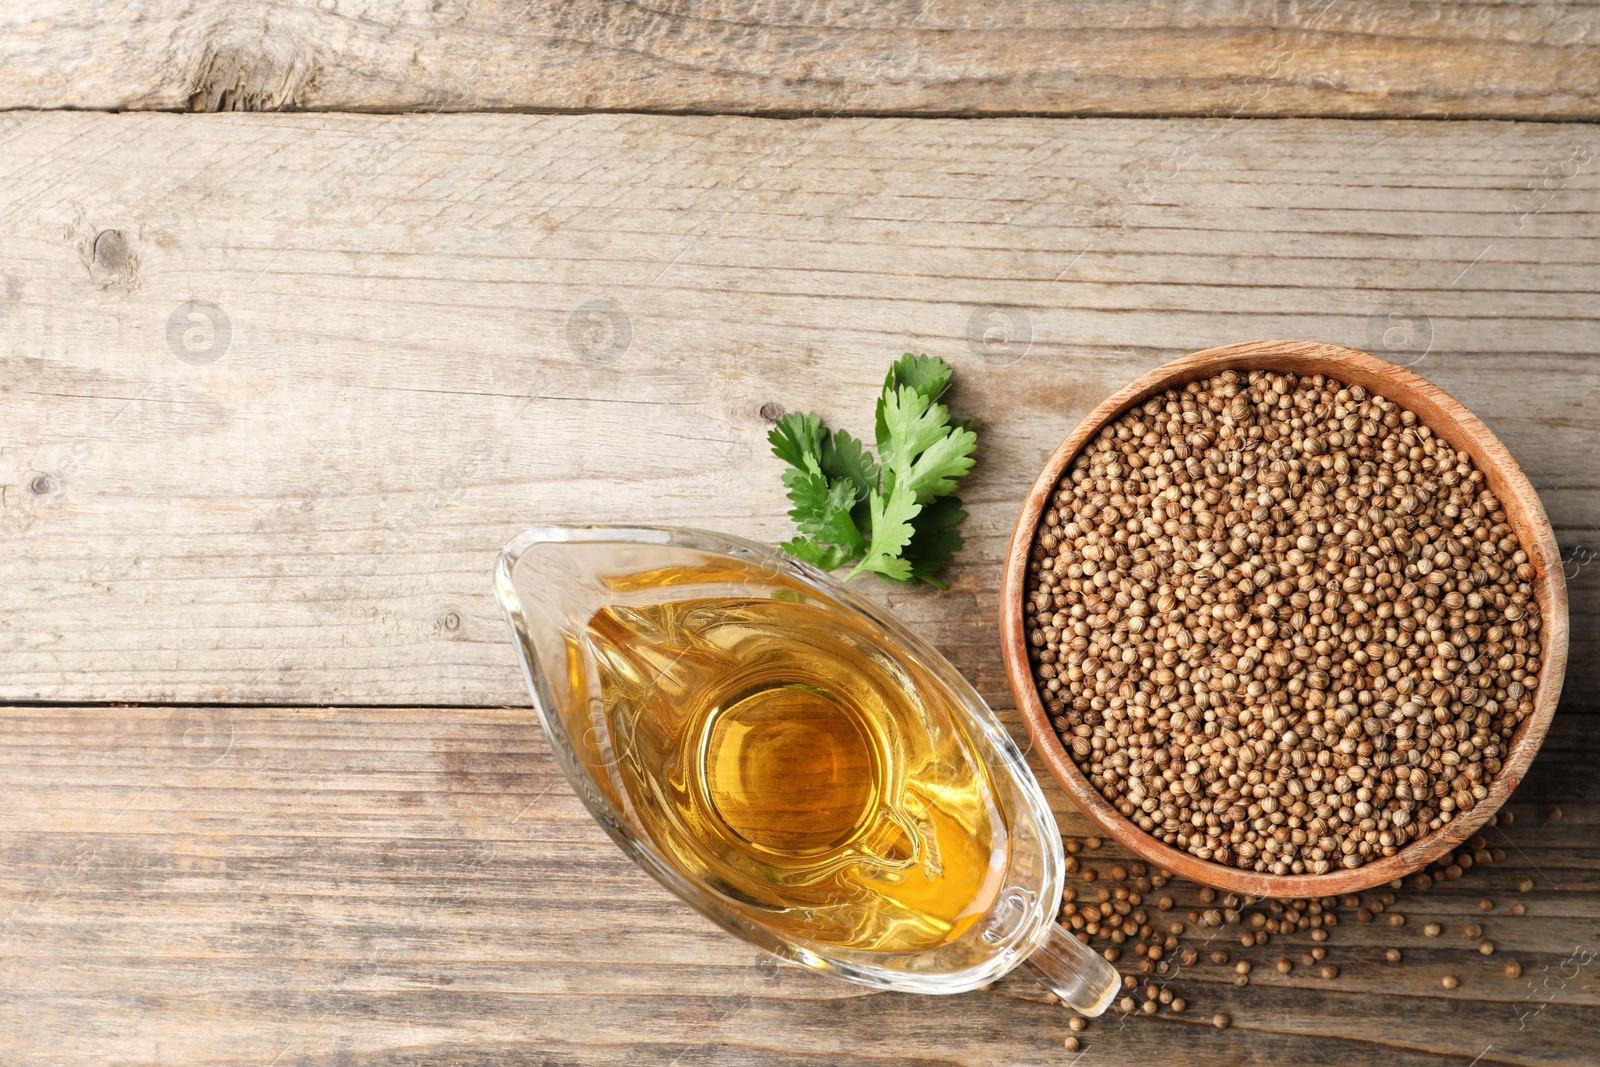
[0, 2, 1597, 119]
[0, 112, 1597, 706]
[0, 704, 1595, 1065]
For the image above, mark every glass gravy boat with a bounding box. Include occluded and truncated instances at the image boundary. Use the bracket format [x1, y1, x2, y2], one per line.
[495, 525, 1117, 1013]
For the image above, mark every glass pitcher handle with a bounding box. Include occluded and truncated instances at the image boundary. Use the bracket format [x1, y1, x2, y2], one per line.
[1021, 921, 1120, 1015]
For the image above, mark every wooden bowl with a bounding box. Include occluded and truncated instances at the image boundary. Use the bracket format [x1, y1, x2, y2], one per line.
[1000, 340, 1568, 897]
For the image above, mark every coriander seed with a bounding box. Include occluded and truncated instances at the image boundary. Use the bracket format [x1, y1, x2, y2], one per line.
[1026, 369, 1543, 876]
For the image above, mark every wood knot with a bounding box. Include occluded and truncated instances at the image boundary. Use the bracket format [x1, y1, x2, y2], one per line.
[85, 226, 141, 292]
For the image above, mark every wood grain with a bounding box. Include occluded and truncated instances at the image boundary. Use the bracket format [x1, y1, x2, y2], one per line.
[0, 112, 1597, 708]
[1, 2, 1598, 118]
[1, 703, 1594, 1065]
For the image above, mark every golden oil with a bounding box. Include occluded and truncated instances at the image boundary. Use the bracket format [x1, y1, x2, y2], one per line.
[586, 594, 1010, 953]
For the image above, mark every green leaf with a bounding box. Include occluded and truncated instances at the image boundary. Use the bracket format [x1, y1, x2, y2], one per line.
[819, 428, 878, 498]
[903, 495, 967, 588]
[877, 386, 977, 504]
[779, 453, 830, 523]
[890, 353, 953, 401]
[846, 486, 919, 583]
[770, 353, 974, 587]
[768, 411, 825, 469]
[876, 354, 953, 449]
[781, 456, 867, 554]
[897, 422, 978, 503]
[780, 537, 854, 571]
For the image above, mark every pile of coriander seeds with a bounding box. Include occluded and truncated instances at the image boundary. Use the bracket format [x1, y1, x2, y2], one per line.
[1025, 368, 1544, 875]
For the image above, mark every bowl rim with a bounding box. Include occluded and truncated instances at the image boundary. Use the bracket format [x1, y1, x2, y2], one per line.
[999, 339, 1569, 897]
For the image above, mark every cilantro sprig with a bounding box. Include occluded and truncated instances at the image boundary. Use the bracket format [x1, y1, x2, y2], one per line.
[769, 354, 977, 587]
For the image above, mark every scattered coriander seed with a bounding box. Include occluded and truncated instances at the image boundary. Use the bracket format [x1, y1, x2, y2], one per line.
[1424, 923, 1442, 938]
[1509, 903, 1526, 917]
[1171, 998, 1187, 1013]
[1276, 958, 1292, 974]
[1478, 899, 1494, 913]
[1479, 940, 1496, 956]
[1110, 865, 1127, 881]
[1065, 1037, 1080, 1052]
[1234, 974, 1250, 987]
[1505, 960, 1522, 979]
[1142, 999, 1159, 1015]
[1210, 950, 1230, 965]
[1311, 929, 1327, 942]
[1547, 805, 1562, 823]
[1158, 896, 1173, 911]
[1118, 996, 1135, 1013]
[1181, 948, 1199, 967]
[1082, 869, 1097, 883]
[1103, 947, 1120, 962]
[1085, 837, 1103, 850]
[1240, 932, 1256, 948]
[1199, 888, 1216, 904]
[1386, 948, 1402, 963]
[1069, 1016, 1087, 1032]
[1213, 1013, 1231, 1030]
[1463, 923, 1483, 939]
[1066, 839, 1082, 854]
[1388, 913, 1405, 927]
[1442, 975, 1459, 990]
[1321, 964, 1338, 980]
[1236, 961, 1251, 976]
[1518, 878, 1534, 893]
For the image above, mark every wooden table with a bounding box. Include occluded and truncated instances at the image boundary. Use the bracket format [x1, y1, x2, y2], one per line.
[1, 4, 1596, 1064]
